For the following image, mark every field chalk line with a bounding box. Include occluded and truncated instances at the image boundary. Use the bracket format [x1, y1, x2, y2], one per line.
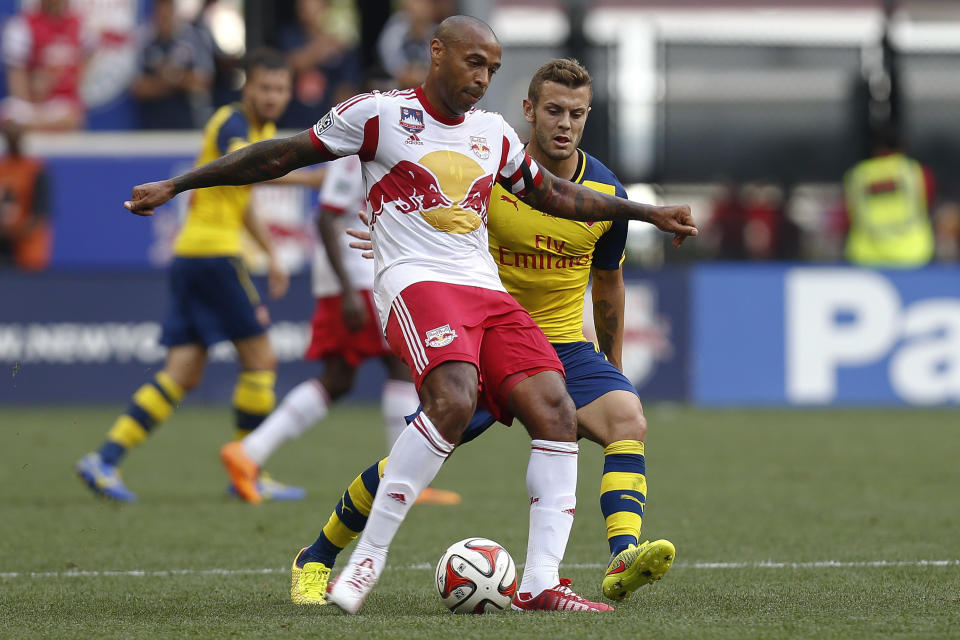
[2, 559, 958, 579]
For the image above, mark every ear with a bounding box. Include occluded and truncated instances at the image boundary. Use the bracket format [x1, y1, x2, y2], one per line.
[429, 38, 444, 64]
[522, 98, 535, 124]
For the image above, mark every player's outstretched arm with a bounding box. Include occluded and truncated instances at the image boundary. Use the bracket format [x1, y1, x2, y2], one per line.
[123, 131, 329, 216]
[521, 168, 698, 247]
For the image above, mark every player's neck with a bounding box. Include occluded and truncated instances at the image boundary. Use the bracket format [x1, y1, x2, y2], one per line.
[240, 102, 265, 129]
[419, 82, 463, 120]
[524, 141, 579, 182]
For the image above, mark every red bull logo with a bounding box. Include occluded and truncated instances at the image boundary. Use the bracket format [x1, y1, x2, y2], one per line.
[366, 151, 498, 234]
[367, 160, 454, 221]
[424, 324, 458, 348]
[470, 136, 490, 160]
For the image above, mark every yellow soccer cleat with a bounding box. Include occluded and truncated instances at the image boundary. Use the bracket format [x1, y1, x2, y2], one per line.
[602, 539, 676, 601]
[290, 548, 331, 605]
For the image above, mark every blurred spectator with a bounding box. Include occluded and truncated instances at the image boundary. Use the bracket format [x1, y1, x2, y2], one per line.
[843, 125, 935, 268]
[933, 202, 960, 262]
[707, 181, 746, 260]
[376, 0, 437, 89]
[0, 121, 51, 270]
[1, 0, 92, 131]
[130, 0, 214, 130]
[191, 0, 244, 108]
[278, 0, 360, 129]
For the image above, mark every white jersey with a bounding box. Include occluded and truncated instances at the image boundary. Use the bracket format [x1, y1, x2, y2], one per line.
[311, 155, 375, 298]
[309, 87, 542, 326]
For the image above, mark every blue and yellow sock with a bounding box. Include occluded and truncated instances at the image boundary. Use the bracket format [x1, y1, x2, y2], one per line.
[98, 372, 184, 466]
[232, 370, 276, 440]
[600, 440, 647, 556]
[298, 457, 387, 569]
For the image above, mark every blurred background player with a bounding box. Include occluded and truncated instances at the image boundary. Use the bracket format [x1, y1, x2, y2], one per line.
[843, 123, 935, 268]
[75, 49, 311, 503]
[0, 120, 51, 271]
[220, 153, 461, 506]
[290, 58, 676, 608]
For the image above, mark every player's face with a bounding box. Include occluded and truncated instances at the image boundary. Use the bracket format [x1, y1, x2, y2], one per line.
[434, 34, 502, 115]
[244, 67, 293, 124]
[524, 81, 592, 162]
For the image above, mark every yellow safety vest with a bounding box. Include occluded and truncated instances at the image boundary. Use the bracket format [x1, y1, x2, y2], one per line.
[844, 153, 934, 267]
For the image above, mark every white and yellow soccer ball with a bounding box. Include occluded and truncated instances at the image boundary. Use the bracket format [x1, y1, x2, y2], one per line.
[435, 537, 517, 614]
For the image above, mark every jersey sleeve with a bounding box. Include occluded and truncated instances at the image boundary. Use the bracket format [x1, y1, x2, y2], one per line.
[215, 110, 249, 155]
[496, 120, 542, 198]
[319, 157, 364, 215]
[309, 92, 380, 161]
[592, 182, 629, 270]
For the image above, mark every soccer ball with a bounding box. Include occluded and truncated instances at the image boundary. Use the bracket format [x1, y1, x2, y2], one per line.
[435, 537, 517, 614]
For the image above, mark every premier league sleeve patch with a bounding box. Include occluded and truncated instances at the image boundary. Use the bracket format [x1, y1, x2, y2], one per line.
[400, 107, 425, 133]
[314, 110, 334, 137]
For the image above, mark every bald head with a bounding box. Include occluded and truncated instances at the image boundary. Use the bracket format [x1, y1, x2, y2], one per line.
[434, 15, 499, 47]
[424, 14, 502, 117]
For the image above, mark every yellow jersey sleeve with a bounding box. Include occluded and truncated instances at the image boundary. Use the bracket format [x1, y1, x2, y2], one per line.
[173, 106, 277, 257]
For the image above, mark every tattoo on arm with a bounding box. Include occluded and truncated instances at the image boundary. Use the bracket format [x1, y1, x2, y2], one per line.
[591, 267, 625, 370]
[523, 169, 657, 224]
[172, 131, 326, 194]
[593, 298, 619, 360]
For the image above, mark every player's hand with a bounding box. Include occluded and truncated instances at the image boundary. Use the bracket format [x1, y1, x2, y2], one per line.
[649, 204, 698, 247]
[123, 180, 176, 216]
[267, 257, 289, 299]
[341, 289, 369, 332]
[346, 209, 373, 259]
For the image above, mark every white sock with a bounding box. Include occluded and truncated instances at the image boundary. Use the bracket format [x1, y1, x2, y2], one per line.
[381, 379, 420, 449]
[242, 379, 329, 465]
[357, 412, 453, 553]
[518, 439, 579, 597]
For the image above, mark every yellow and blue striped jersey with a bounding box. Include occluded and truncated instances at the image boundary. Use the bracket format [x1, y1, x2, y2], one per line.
[488, 148, 628, 343]
[173, 104, 277, 257]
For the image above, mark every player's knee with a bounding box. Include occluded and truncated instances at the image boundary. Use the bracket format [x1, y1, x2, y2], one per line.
[320, 365, 355, 399]
[168, 368, 202, 393]
[604, 406, 647, 445]
[422, 393, 474, 443]
[531, 389, 578, 442]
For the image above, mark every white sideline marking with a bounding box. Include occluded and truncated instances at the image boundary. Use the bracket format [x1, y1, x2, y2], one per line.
[1, 559, 958, 579]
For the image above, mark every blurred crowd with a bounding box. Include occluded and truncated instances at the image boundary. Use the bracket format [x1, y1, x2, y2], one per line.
[1, 0, 958, 271]
[0, 0, 454, 132]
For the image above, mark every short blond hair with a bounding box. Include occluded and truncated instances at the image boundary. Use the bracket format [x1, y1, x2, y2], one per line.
[528, 58, 593, 105]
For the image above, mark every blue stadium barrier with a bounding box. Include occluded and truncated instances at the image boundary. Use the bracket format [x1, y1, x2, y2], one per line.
[0, 268, 688, 406]
[691, 264, 960, 406]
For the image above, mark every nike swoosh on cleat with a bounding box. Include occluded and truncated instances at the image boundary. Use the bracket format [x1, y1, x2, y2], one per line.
[607, 560, 627, 575]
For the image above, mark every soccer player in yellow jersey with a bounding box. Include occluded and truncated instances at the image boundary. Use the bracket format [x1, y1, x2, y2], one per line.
[290, 59, 675, 605]
[75, 50, 311, 503]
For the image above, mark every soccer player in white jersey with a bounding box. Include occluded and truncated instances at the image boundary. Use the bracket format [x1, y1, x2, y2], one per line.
[122, 15, 697, 614]
[220, 155, 461, 506]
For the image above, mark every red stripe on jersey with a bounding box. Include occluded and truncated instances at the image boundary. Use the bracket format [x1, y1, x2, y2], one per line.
[358, 116, 379, 162]
[308, 130, 339, 161]
[320, 203, 348, 215]
[336, 92, 374, 115]
[497, 136, 510, 177]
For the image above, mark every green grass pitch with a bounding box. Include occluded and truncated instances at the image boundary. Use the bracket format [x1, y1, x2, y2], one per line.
[1, 404, 958, 639]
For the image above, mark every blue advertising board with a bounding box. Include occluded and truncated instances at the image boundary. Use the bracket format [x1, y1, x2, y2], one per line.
[691, 264, 960, 406]
[0, 268, 689, 406]
[0, 271, 386, 405]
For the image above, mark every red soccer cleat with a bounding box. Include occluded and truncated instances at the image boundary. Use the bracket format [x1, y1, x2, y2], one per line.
[511, 578, 614, 612]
